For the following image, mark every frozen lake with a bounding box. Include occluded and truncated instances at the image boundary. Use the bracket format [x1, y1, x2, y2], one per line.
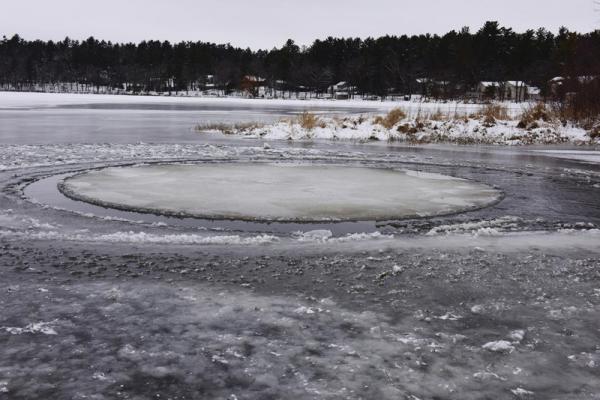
[0, 92, 380, 144]
[1, 92, 600, 399]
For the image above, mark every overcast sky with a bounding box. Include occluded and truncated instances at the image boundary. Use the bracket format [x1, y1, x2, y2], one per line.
[1, 0, 598, 49]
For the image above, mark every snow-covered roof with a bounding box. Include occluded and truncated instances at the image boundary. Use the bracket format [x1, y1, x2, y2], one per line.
[479, 81, 500, 87]
[328, 81, 349, 92]
[550, 76, 596, 84]
[416, 78, 451, 85]
[526, 86, 541, 95]
[243, 75, 266, 82]
[577, 75, 596, 83]
[479, 81, 530, 89]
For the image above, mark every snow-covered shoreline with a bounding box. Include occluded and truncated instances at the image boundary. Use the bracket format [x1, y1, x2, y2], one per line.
[200, 110, 596, 146]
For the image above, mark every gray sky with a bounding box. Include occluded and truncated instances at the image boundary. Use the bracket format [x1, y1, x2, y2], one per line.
[1, 0, 598, 49]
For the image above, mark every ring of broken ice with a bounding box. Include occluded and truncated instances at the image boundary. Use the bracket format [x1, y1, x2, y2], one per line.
[58, 163, 501, 222]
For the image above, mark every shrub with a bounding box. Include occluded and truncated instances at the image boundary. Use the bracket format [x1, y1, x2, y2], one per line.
[555, 79, 600, 129]
[518, 103, 554, 129]
[482, 115, 496, 127]
[374, 108, 407, 129]
[429, 109, 446, 121]
[526, 103, 552, 121]
[297, 111, 321, 130]
[479, 103, 510, 120]
[590, 124, 600, 140]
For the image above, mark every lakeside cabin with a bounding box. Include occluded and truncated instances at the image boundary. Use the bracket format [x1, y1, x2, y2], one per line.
[328, 81, 353, 100]
[475, 81, 541, 102]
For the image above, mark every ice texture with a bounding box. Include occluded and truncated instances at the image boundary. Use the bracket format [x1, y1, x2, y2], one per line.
[61, 163, 501, 222]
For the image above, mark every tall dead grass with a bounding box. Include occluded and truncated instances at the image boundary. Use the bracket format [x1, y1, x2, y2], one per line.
[556, 79, 600, 131]
[517, 103, 554, 129]
[373, 108, 407, 129]
[297, 111, 326, 130]
[469, 103, 510, 127]
[478, 103, 510, 120]
[429, 109, 447, 121]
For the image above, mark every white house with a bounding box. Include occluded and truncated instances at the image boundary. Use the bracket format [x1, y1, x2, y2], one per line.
[477, 81, 501, 98]
[505, 81, 527, 101]
[328, 81, 351, 99]
[526, 85, 541, 101]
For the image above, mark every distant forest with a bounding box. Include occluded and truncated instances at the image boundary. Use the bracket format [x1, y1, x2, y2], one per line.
[1, 22, 599, 99]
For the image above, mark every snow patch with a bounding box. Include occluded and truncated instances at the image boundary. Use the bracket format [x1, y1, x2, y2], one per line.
[295, 230, 333, 242]
[508, 329, 526, 343]
[0, 230, 279, 246]
[2, 320, 58, 335]
[294, 230, 394, 243]
[427, 217, 523, 236]
[511, 388, 534, 397]
[482, 340, 515, 353]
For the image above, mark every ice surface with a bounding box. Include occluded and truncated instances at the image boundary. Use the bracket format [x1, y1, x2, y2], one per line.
[61, 163, 501, 221]
[0, 91, 525, 114]
[532, 150, 600, 164]
[0, 91, 386, 110]
[3, 272, 599, 399]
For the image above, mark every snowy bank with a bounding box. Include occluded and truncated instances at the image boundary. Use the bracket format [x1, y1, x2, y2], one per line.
[199, 107, 597, 145]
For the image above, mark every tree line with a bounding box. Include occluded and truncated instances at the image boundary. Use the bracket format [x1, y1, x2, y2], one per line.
[1, 22, 599, 99]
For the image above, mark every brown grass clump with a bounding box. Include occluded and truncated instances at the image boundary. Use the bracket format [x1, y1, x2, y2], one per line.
[372, 115, 384, 125]
[429, 109, 447, 121]
[518, 103, 554, 129]
[297, 111, 322, 130]
[479, 103, 510, 121]
[374, 108, 407, 129]
[397, 123, 418, 135]
[455, 136, 479, 145]
[554, 78, 600, 129]
[589, 124, 600, 140]
[482, 115, 496, 127]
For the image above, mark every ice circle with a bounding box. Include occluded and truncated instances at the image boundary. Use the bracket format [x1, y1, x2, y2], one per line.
[59, 163, 501, 222]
